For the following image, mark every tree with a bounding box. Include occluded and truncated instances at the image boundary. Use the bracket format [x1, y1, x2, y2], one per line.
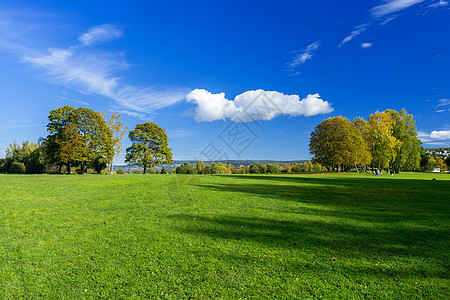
[249, 164, 264, 174]
[367, 111, 401, 170]
[101, 111, 128, 173]
[420, 150, 431, 171]
[445, 156, 450, 170]
[9, 162, 26, 174]
[116, 168, 125, 174]
[266, 164, 279, 173]
[125, 122, 173, 174]
[310, 116, 371, 171]
[195, 161, 205, 174]
[45, 106, 114, 174]
[435, 157, 446, 171]
[386, 109, 421, 172]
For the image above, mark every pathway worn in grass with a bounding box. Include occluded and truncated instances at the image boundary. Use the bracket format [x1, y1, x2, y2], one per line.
[0, 172, 449, 298]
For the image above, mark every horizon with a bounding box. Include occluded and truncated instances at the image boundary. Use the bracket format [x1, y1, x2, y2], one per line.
[0, 0, 449, 164]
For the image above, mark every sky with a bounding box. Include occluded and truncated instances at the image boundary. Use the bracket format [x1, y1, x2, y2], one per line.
[0, 0, 449, 163]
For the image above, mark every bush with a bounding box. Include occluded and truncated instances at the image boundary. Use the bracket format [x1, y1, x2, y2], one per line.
[133, 169, 143, 174]
[9, 162, 26, 174]
[266, 164, 279, 173]
[160, 167, 168, 174]
[249, 164, 264, 174]
[147, 168, 157, 174]
[116, 168, 125, 174]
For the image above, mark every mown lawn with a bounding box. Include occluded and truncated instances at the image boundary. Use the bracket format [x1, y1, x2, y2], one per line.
[0, 172, 449, 299]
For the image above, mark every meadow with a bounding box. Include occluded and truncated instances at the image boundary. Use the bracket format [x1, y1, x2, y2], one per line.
[0, 172, 448, 299]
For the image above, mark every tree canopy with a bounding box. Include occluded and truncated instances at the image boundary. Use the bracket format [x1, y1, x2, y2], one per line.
[310, 109, 423, 172]
[309, 116, 371, 171]
[125, 122, 173, 174]
[44, 106, 114, 174]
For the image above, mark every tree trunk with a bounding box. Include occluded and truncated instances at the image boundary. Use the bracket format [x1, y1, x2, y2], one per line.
[355, 164, 359, 173]
[143, 165, 147, 174]
[67, 163, 71, 175]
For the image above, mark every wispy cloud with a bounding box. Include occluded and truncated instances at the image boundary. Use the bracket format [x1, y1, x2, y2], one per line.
[339, 0, 445, 47]
[361, 42, 373, 48]
[0, 10, 188, 118]
[79, 24, 123, 46]
[428, 0, 449, 8]
[338, 24, 370, 48]
[371, 0, 427, 19]
[57, 96, 91, 106]
[433, 98, 450, 112]
[286, 41, 320, 75]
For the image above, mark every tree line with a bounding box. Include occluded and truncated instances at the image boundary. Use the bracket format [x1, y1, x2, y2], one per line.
[0, 106, 172, 174]
[309, 109, 449, 172]
[172, 161, 325, 174]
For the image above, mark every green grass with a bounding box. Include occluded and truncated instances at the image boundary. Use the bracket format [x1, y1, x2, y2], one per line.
[0, 172, 449, 299]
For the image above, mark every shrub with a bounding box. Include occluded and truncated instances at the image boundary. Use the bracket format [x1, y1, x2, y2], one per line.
[147, 168, 157, 174]
[9, 162, 26, 174]
[266, 164, 279, 173]
[116, 168, 125, 174]
[133, 169, 143, 174]
[249, 164, 264, 174]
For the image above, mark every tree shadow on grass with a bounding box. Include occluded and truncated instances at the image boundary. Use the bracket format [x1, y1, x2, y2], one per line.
[194, 179, 448, 224]
[163, 175, 449, 280]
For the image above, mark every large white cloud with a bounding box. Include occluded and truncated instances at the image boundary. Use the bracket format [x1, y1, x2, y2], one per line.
[418, 130, 450, 143]
[186, 89, 333, 122]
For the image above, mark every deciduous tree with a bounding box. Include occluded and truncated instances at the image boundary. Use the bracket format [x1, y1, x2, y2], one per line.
[125, 122, 173, 174]
[310, 116, 371, 171]
[367, 111, 401, 170]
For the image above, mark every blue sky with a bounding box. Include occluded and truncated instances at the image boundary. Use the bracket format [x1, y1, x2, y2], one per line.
[0, 0, 449, 163]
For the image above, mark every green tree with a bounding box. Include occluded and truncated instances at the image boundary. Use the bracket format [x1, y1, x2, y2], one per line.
[195, 161, 205, 174]
[125, 122, 173, 174]
[266, 164, 279, 173]
[386, 109, 421, 172]
[9, 162, 26, 174]
[310, 116, 371, 172]
[367, 111, 401, 170]
[445, 156, 450, 170]
[45, 106, 114, 174]
[101, 111, 128, 173]
[116, 168, 125, 174]
[249, 164, 264, 174]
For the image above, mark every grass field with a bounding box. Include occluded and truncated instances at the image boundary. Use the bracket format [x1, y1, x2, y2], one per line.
[0, 172, 449, 299]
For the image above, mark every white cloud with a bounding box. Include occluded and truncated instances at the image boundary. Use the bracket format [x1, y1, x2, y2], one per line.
[428, 0, 448, 8]
[361, 42, 373, 48]
[371, 0, 427, 18]
[79, 24, 123, 46]
[436, 98, 450, 107]
[339, 0, 446, 47]
[433, 99, 450, 112]
[185, 89, 333, 122]
[418, 130, 450, 143]
[0, 20, 188, 118]
[338, 24, 370, 47]
[287, 41, 320, 73]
